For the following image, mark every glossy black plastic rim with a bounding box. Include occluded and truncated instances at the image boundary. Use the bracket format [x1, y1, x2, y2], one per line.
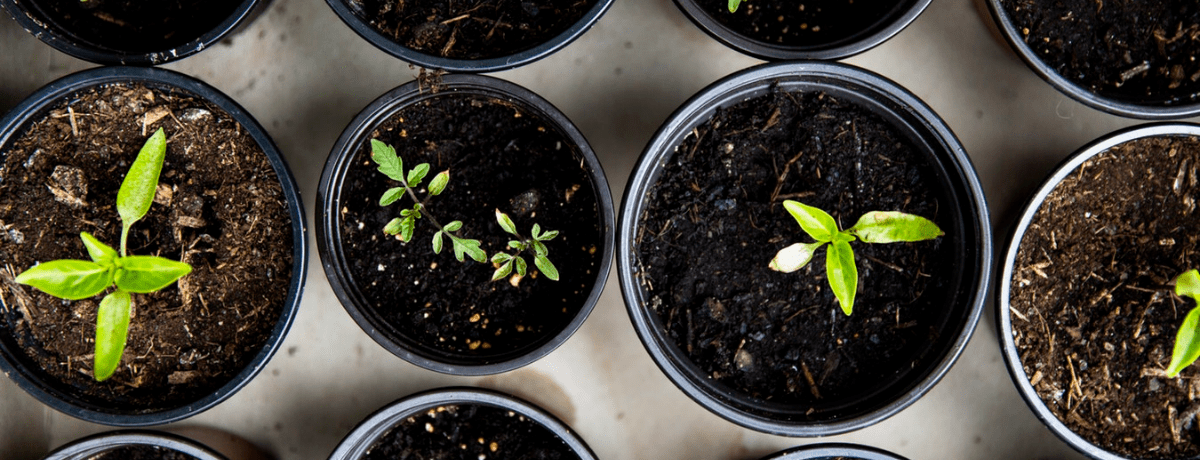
[324, 0, 612, 73]
[41, 430, 227, 460]
[984, 0, 1200, 119]
[997, 123, 1200, 460]
[619, 61, 992, 436]
[0, 66, 308, 426]
[673, 0, 930, 61]
[327, 387, 597, 460]
[761, 443, 911, 460]
[0, 0, 266, 65]
[316, 74, 614, 375]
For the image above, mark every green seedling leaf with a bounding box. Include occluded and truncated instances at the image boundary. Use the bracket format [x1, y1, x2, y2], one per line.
[15, 260, 111, 300]
[1167, 270, 1200, 377]
[769, 242, 825, 273]
[384, 217, 404, 236]
[532, 240, 548, 257]
[826, 240, 857, 316]
[491, 253, 512, 264]
[452, 238, 486, 263]
[728, 0, 741, 12]
[849, 211, 944, 243]
[496, 210, 518, 235]
[783, 200, 839, 242]
[432, 231, 444, 254]
[444, 221, 463, 233]
[370, 139, 404, 182]
[514, 256, 528, 276]
[428, 170, 449, 196]
[531, 224, 542, 239]
[535, 255, 559, 281]
[380, 187, 406, 206]
[117, 128, 168, 255]
[407, 163, 430, 187]
[492, 260, 513, 281]
[114, 256, 192, 293]
[538, 230, 559, 241]
[1177, 269, 1200, 300]
[509, 241, 526, 250]
[80, 232, 117, 264]
[400, 218, 415, 242]
[94, 290, 132, 381]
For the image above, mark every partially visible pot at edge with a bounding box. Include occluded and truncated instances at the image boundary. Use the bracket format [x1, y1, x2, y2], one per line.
[760, 443, 911, 460]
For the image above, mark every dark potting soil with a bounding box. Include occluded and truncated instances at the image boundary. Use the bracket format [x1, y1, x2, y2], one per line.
[700, 0, 904, 48]
[94, 444, 199, 460]
[1000, 0, 1200, 106]
[0, 84, 292, 410]
[337, 92, 602, 361]
[28, 0, 241, 53]
[636, 89, 956, 410]
[1010, 136, 1200, 459]
[345, 0, 597, 60]
[364, 403, 579, 460]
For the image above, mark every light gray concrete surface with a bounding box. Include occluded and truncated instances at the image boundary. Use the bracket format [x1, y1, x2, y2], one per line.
[1, 0, 1193, 458]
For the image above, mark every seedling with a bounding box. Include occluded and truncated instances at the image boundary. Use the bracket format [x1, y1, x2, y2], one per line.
[14, 128, 192, 381]
[769, 200, 943, 315]
[490, 210, 559, 282]
[1167, 269, 1200, 377]
[728, 0, 742, 12]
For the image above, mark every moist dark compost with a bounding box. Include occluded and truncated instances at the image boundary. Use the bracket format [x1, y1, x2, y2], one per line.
[346, 0, 597, 59]
[364, 403, 579, 460]
[635, 88, 956, 411]
[26, 0, 241, 52]
[700, 0, 903, 48]
[93, 444, 199, 460]
[1000, 0, 1200, 105]
[0, 83, 293, 411]
[337, 92, 602, 361]
[1010, 136, 1200, 459]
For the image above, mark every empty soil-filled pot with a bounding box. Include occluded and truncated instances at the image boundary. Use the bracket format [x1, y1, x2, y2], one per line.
[42, 430, 228, 460]
[673, 0, 930, 60]
[986, 0, 1200, 118]
[1, 0, 268, 65]
[325, 0, 612, 72]
[999, 123, 1200, 460]
[619, 61, 991, 436]
[0, 67, 307, 426]
[328, 387, 596, 460]
[317, 74, 613, 375]
[760, 443, 910, 460]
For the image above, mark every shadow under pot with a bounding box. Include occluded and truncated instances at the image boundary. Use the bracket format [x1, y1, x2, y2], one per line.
[317, 74, 614, 375]
[759, 443, 910, 460]
[673, 0, 930, 60]
[1, 0, 268, 65]
[985, 0, 1200, 119]
[324, 0, 612, 72]
[619, 61, 992, 436]
[0, 66, 307, 426]
[998, 123, 1200, 460]
[328, 387, 596, 460]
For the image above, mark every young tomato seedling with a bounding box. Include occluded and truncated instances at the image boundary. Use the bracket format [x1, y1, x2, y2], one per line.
[1167, 269, 1200, 377]
[769, 200, 943, 315]
[491, 209, 560, 282]
[15, 128, 192, 381]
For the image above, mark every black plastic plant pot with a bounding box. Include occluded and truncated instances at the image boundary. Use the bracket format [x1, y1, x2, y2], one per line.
[42, 430, 228, 460]
[1, 0, 268, 65]
[619, 61, 991, 436]
[317, 74, 614, 375]
[760, 443, 910, 460]
[324, 0, 612, 73]
[328, 387, 597, 460]
[997, 123, 1200, 460]
[0, 66, 308, 426]
[984, 0, 1200, 119]
[673, 0, 930, 60]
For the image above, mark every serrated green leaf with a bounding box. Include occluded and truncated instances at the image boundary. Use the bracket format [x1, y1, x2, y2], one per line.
[514, 256, 527, 276]
[407, 163, 430, 187]
[783, 200, 838, 242]
[380, 187, 406, 206]
[496, 210, 518, 235]
[15, 260, 111, 300]
[443, 221, 463, 232]
[433, 231, 444, 254]
[80, 232, 117, 265]
[94, 290, 132, 381]
[532, 240, 548, 257]
[492, 260, 513, 281]
[849, 211, 944, 243]
[428, 170, 450, 196]
[491, 253, 512, 264]
[384, 217, 404, 235]
[535, 255, 559, 281]
[826, 240, 858, 316]
[114, 256, 192, 293]
[400, 218, 415, 243]
[452, 238, 486, 263]
[538, 230, 559, 241]
[370, 139, 404, 182]
[769, 242, 825, 273]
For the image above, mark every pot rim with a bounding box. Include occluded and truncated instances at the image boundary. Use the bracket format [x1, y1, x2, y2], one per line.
[983, 0, 1200, 119]
[323, 0, 613, 73]
[0, 66, 308, 426]
[996, 122, 1200, 460]
[316, 73, 614, 375]
[327, 386, 597, 460]
[0, 0, 266, 65]
[671, 0, 931, 61]
[41, 430, 228, 460]
[618, 60, 992, 436]
[760, 443, 910, 460]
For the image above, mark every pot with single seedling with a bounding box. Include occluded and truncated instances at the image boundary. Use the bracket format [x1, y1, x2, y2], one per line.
[619, 61, 991, 436]
[317, 73, 613, 375]
[0, 66, 306, 425]
[999, 123, 1200, 460]
[758, 443, 910, 460]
